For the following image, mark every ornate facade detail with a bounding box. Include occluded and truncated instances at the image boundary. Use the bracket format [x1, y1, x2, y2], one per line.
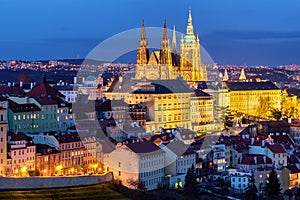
[135, 9, 207, 83]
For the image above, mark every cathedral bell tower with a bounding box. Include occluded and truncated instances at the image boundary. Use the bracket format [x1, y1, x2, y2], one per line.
[180, 9, 207, 82]
[136, 20, 149, 65]
[160, 19, 172, 66]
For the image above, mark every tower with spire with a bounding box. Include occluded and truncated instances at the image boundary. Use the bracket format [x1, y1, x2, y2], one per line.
[223, 68, 229, 81]
[160, 19, 172, 66]
[180, 9, 207, 82]
[135, 9, 207, 83]
[136, 20, 149, 65]
[239, 68, 247, 81]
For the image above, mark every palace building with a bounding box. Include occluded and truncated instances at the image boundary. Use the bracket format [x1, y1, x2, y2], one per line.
[135, 9, 207, 85]
[105, 10, 215, 133]
[225, 81, 282, 118]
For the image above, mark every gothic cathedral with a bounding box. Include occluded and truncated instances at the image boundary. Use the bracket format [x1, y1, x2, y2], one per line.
[135, 9, 208, 84]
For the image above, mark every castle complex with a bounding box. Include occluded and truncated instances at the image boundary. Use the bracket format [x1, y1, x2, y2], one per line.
[135, 9, 207, 85]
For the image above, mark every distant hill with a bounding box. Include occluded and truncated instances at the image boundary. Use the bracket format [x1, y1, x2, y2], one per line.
[35, 59, 109, 65]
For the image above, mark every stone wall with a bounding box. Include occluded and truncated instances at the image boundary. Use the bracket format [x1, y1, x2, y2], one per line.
[0, 172, 113, 190]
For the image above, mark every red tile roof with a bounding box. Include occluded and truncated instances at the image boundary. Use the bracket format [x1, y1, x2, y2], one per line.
[26, 82, 65, 98]
[0, 85, 25, 96]
[8, 100, 41, 113]
[125, 141, 164, 155]
[8, 131, 32, 141]
[55, 132, 82, 143]
[266, 143, 287, 154]
[33, 96, 60, 105]
[239, 154, 272, 165]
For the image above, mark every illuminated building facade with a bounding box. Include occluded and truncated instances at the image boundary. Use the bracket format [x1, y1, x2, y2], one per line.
[105, 77, 193, 132]
[0, 97, 8, 176]
[135, 9, 207, 84]
[226, 81, 281, 117]
[7, 132, 36, 176]
[190, 89, 214, 132]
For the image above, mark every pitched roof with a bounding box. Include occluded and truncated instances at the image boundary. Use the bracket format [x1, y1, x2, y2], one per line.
[107, 76, 192, 94]
[266, 143, 287, 154]
[125, 141, 163, 155]
[192, 89, 211, 97]
[239, 154, 272, 165]
[8, 131, 32, 141]
[8, 100, 41, 113]
[54, 132, 82, 143]
[26, 82, 65, 98]
[36, 144, 60, 155]
[165, 140, 195, 156]
[226, 81, 279, 91]
[0, 85, 25, 96]
[95, 99, 127, 111]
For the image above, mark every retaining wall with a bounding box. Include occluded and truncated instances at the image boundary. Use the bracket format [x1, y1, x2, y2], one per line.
[0, 172, 114, 190]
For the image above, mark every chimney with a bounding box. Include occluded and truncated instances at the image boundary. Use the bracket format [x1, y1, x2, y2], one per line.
[20, 81, 23, 87]
[119, 76, 123, 83]
[262, 140, 265, 147]
[288, 118, 292, 123]
[74, 77, 77, 84]
[251, 138, 254, 145]
[82, 77, 85, 83]
[30, 82, 33, 89]
[263, 156, 266, 164]
[8, 82, 11, 87]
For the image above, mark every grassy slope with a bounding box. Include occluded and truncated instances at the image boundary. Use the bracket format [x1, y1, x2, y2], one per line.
[0, 184, 130, 200]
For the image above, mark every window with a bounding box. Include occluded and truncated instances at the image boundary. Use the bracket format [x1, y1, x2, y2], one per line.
[118, 171, 121, 176]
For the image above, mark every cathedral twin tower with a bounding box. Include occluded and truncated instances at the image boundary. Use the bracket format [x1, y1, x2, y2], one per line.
[135, 9, 208, 83]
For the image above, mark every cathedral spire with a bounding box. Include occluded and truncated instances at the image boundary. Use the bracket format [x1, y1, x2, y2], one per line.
[161, 19, 170, 48]
[160, 19, 172, 65]
[172, 25, 177, 53]
[136, 20, 149, 65]
[223, 68, 229, 81]
[186, 8, 194, 36]
[188, 8, 192, 26]
[139, 19, 148, 48]
[239, 68, 247, 81]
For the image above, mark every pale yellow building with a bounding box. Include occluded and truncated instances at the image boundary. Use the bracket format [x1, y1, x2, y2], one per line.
[226, 81, 281, 118]
[190, 89, 214, 132]
[105, 77, 192, 132]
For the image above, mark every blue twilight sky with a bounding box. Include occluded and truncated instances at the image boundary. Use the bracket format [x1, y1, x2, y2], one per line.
[0, 0, 300, 66]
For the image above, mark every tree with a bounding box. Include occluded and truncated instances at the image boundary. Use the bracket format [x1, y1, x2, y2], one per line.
[245, 173, 258, 200]
[184, 164, 197, 193]
[281, 90, 299, 118]
[269, 108, 282, 120]
[127, 178, 146, 191]
[265, 168, 282, 199]
[256, 96, 273, 119]
[217, 106, 234, 129]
